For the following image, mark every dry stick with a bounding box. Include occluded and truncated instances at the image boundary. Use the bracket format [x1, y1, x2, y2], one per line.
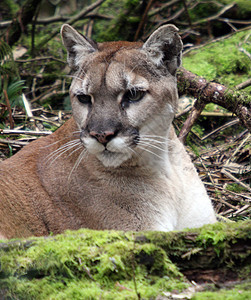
[233, 205, 250, 217]
[0, 138, 29, 146]
[16, 56, 65, 64]
[149, 0, 181, 17]
[134, 0, 155, 41]
[205, 184, 251, 201]
[199, 157, 230, 212]
[35, 0, 106, 50]
[182, 0, 192, 28]
[177, 67, 251, 141]
[1, 129, 52, 136]
[235, 79, 251, 90]
[178, 99, 206, 144]
[218, 18, 251, 25]
[224, 133, 251, 165]
[188, 3, 236, 26]
[201, 119, 240, 141]
[3, 90, 14, 129]
[0, 13, 113, 28]
[221, 169, 251, 193]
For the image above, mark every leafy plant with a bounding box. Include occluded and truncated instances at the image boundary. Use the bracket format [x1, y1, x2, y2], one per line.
[0, 40, 25, 107]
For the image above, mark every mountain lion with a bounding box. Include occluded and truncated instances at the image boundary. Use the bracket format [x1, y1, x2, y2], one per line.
[0, 24, 216, 239]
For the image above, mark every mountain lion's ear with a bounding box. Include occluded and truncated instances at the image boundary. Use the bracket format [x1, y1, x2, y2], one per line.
[61, 24, 98, 70]
[142, 25, 183, 75]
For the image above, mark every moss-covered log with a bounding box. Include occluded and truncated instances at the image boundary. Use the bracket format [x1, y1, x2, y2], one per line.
[0, 221, 250, 299]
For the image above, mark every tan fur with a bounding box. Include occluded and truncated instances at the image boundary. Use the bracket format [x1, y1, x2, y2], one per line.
[0, 25, 216, 239]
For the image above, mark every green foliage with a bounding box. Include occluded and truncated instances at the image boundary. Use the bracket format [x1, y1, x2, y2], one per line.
[0, 40, 19, 77]
[0, 0, 19, 21]
[0, 40, 25, 107]
[183, 30, 251, 92]
[93, 0, 142, 42]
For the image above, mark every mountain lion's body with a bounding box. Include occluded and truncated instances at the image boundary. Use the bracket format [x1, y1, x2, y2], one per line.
[0, 25, 216, 239]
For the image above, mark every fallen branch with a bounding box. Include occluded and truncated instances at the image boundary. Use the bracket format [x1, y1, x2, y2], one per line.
[0, 14, 112, 28]
[177, 67, 251, 141]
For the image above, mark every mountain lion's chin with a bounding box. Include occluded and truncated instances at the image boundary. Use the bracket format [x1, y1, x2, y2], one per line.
[96, 150, 132, 168]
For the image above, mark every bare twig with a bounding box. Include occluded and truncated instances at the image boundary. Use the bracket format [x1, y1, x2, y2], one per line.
[134, 0, 155, 41]
[178, 99, 206, 143]
[1, 129, 52, 136]
[3, 90, 14, 129]
[35, 0, 106, 50]
[221, 169, 251, 192]
[16, 56, 65, 64]
[201, 119, 240, 141]
[0, 13, 113, 29]
[235, 79, 251, 90]
[188, 3, 236, 26]
[149, 0, 181, 17]
[0, 138, 29, 147]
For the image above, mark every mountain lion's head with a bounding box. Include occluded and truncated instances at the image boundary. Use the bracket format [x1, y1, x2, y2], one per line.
[61, 24, 183, 168]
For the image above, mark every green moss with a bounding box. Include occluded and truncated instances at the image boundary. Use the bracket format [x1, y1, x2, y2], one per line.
[226, 183, 247, 193]
[183, 30, 251, 92]
[192, 282, 251, 299]
[0, 230, 185, 299]
[0, 222, 250, 299]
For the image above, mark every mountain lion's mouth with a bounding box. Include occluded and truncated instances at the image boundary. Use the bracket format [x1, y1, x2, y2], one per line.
[103, 149, 115, 156]
[96, 148, 132, 168]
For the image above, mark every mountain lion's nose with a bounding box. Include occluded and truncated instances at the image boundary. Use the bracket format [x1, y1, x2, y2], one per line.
[89, 131, 116, 145]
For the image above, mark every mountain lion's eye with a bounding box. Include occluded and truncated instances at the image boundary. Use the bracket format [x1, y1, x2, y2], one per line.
[76, 94, 92, 105]
[123, 90, 146, 103]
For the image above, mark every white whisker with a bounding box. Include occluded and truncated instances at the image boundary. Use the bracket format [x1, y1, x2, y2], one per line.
[66, 145, 83, 158]
[68, 149, 87, 183]
[139, 137, 167, 145]
[47, 142, 81, 166]
[137, 145, 164, 160]
[65, 74, 85, 82]
[140, 134, 169, 141]
[43, 132, 81, 148]
[46, 139, 80, 159]
[44, 140, 81, 164]
[137, 141, 167, 153]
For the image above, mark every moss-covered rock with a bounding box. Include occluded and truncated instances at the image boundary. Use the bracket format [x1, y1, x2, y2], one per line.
[0, 221, 250, 299]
